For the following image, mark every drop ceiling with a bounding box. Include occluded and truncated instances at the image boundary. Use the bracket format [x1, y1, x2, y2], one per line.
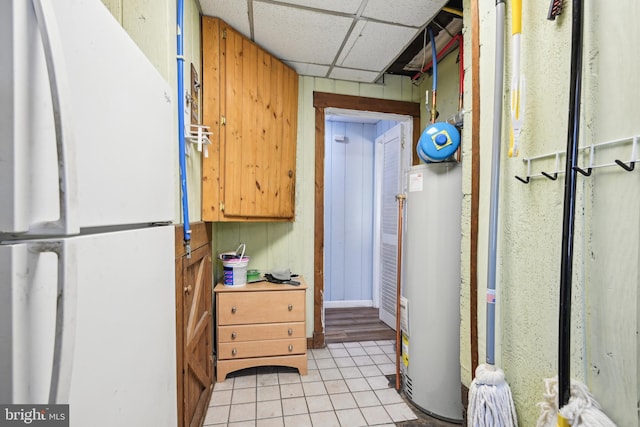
[198, 0, 463, 84]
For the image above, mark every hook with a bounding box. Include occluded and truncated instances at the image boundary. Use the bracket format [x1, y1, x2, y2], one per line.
[573, 166, 592, 176]
[614, 159, 635, 171]
[515, 157, 532, 184]
[574, 144, 594, 176]
[542, 152, 560, 180]
[615, 136, 637, 171]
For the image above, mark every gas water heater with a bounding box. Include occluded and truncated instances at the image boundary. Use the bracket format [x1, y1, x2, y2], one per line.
[401, 163, 463, 422]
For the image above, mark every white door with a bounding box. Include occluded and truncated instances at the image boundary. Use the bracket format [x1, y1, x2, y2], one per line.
[0, 226, 177, 426]
[375, 123, 405, 329]
[0, 0, 176, 236]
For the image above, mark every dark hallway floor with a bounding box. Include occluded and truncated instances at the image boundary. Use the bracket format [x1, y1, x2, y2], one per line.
[325, 307, 396, 343]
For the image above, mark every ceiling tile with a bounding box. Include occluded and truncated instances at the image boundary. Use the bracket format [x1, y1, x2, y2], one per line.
[199, 0, 251, 38]
[361, 0, 446, 27]
[259, 0, 363, 15]
[329, 67, 381, 83]
[253, 2, 354, 65]
[337, 20, 418, 71]
[284, 61, 330, 78]
[337, 20, 367, 65]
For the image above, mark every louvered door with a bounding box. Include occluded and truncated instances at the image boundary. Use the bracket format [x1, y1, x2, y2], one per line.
[377, 125, 403, 329]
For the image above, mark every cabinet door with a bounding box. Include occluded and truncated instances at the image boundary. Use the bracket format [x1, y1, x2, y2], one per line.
[175, 226, 213, 427]
[220, 24, 298, 220]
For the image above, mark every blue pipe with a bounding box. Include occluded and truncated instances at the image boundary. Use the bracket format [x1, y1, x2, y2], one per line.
[427, 27, 437, 124]
[429, 27, 437, 93]
[177, 0, 191, 250]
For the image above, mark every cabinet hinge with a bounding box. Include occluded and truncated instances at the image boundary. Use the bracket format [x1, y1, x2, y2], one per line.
[221, 115, 226, 126]
[219, 202, 225, 212]
[222, 29, 227, 39]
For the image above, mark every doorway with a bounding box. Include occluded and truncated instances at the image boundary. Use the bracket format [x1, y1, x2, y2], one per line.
[312, 92, 421, 348]
[323, 111, 410, 308]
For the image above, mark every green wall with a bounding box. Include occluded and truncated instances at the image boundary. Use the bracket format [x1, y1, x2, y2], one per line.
[462, 0, 640, 424]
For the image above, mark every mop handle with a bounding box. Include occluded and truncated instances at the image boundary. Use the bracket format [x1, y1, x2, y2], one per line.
[486, 0, 506, 366]
[558, 0, 584, 410]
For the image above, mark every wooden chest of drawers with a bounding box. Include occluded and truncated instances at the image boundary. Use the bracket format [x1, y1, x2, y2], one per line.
[214, 279, 307, 382]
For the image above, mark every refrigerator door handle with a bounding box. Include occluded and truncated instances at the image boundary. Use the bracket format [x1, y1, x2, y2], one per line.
[29, 0, 79, 236]
[32, 241, 78, 404]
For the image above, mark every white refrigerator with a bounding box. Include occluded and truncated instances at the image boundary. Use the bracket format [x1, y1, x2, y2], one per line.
[0, 1, 178, 426]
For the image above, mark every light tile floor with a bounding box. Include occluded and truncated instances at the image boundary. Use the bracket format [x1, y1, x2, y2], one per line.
[204, 340, 418, 427]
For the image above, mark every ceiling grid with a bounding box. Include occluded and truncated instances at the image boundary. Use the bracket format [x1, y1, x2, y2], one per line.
[199, 0, 452, 83]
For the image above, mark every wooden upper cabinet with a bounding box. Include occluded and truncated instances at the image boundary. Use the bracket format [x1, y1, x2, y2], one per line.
[202, 17, 298, 221]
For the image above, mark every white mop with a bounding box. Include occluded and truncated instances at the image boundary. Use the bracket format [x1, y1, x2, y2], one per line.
[466, 1, 518, 426]
[536, 378, 617, 427]
[468, 365, 518, 427]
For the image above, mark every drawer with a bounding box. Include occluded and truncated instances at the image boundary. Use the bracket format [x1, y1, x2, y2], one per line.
[217, 290, 305, 325]
[218, 322, 305, 343]
[218, 338, 306, 360]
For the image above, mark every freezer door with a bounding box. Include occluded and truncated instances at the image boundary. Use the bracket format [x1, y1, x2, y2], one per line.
[0, 226, 177, 426]
[0, 0, 176, 235]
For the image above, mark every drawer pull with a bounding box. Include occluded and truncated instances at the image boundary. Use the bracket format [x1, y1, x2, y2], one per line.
[288, 304, 293, 311]
[231, 332, 237, 340]
[288, 328, 293, 336]
[231, 306, 237, 314]
[231, 348, 237, 356]
[288, 345, 293, 352]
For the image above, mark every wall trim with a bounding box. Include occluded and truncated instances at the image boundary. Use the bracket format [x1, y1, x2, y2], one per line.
[324, 300, 374, 309]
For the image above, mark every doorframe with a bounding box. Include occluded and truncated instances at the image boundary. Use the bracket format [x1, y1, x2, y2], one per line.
[312, 92, 421, 348]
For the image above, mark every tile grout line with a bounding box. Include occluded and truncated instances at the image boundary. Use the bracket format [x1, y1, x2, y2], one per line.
[206, 339, 415, 426]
